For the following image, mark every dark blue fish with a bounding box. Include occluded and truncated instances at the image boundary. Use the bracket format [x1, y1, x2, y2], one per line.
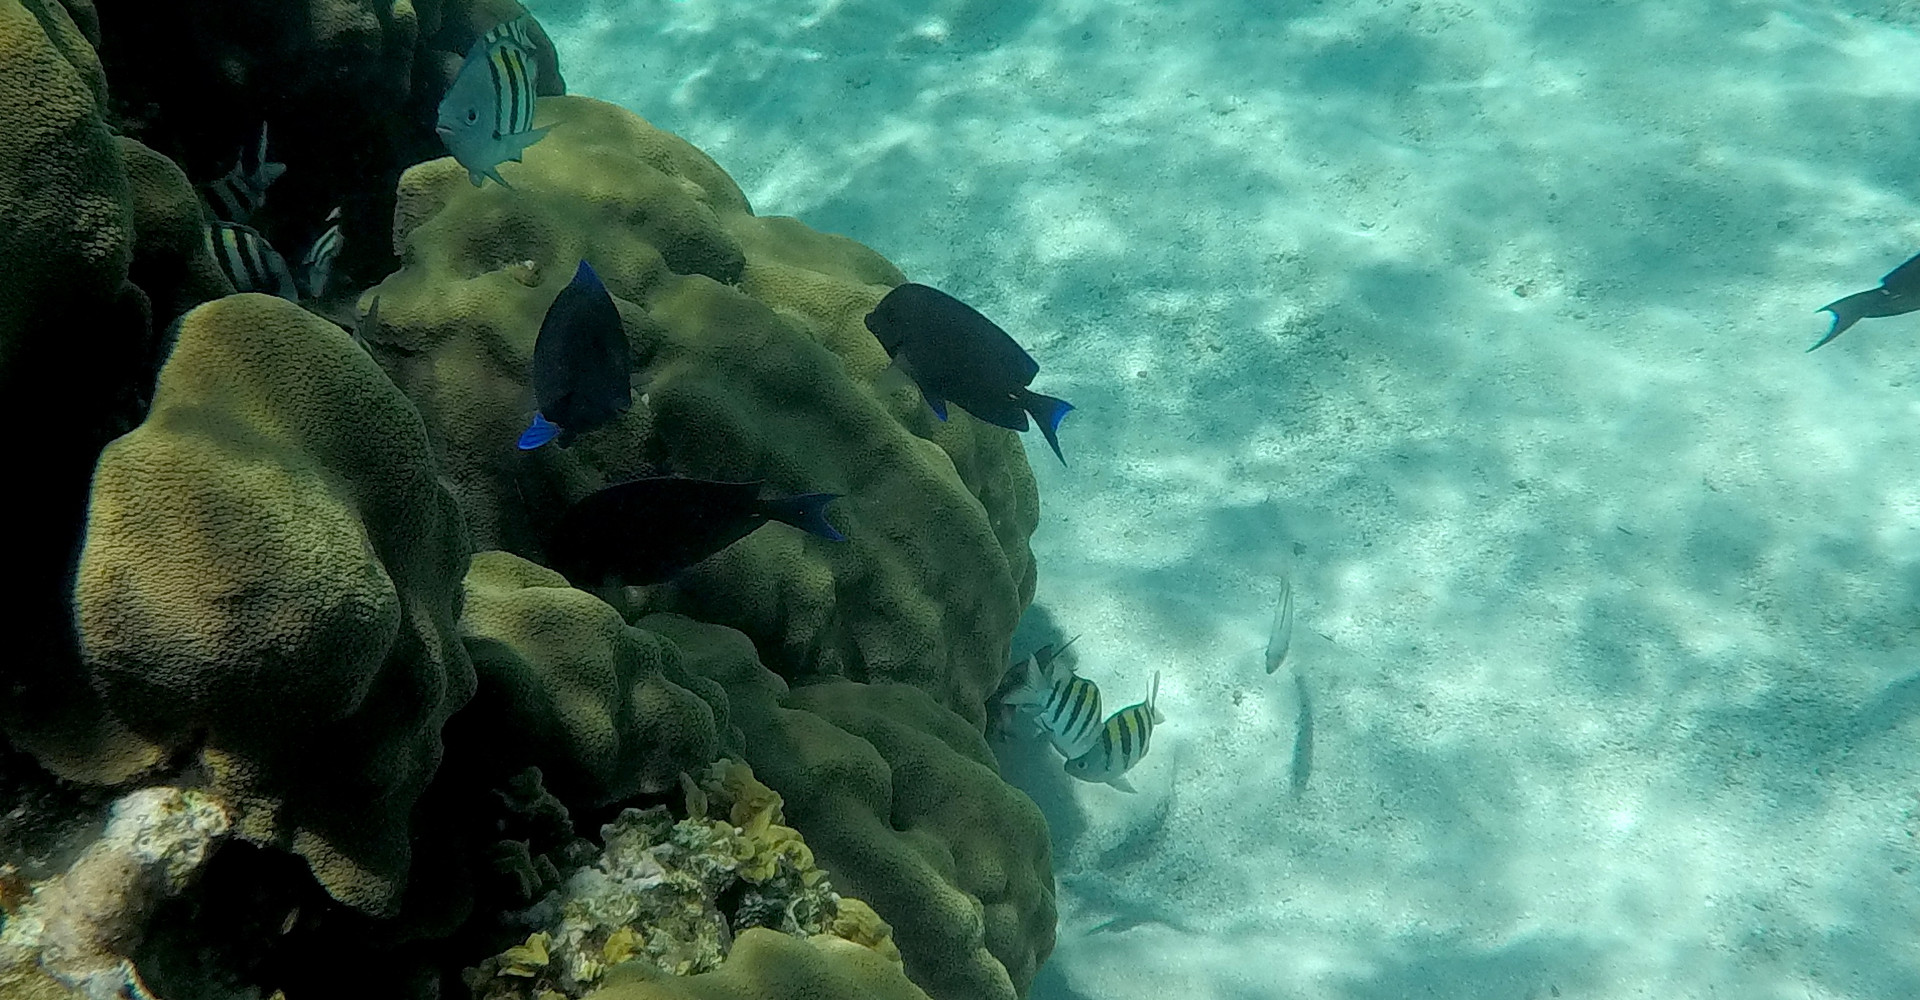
[863, 282, 1073, 464]
[1812, 251, 1920, 350]
[518, 260, 630, 450]
[546, 477, 845, 586]
[207, 222, 297, 301]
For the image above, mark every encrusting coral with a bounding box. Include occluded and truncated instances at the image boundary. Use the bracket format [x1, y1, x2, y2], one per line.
[69, 293, 474, 918]
[464, 758, 922, 1000]
[368, 93, 1038, 727]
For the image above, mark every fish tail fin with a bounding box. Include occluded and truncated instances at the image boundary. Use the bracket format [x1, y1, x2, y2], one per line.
[764, 493, 845, 542]
[516, 411, 559, 450]
[1022, 390, 1073, 464]
[1812, 291, 1875, 350]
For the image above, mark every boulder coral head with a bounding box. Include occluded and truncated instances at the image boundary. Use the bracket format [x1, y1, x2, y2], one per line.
[69, 294, 474, 916]
[370, 95, 1038, 726]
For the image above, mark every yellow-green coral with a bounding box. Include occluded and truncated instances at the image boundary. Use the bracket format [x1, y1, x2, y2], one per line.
[69, 294, 473, 916]
[644, 616, 1055, 1000]
[586, 929, 931, 1000]
[459, 551, 725, 803]
[367, 95, 1036, 727]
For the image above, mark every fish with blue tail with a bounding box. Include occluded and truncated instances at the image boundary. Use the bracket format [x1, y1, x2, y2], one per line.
[1064, 671, 1164, 793]
[201, 123, 285, 224]
[1812, 250, 1920, 350]
[863, 282, 1074, 464]
[207, 222, 298, 301]
[300, 207, 344, 301]
[437, 14, 551, 188]
[518, 260, 631, 449]
[545, 476, 845, 587]
[1002, 636, 1104, 757]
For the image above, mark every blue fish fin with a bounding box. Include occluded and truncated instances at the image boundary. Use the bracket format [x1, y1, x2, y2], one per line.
[927, 394, 949, 421]
[1022, 390, 1073, 464]
[516, 412, 559, 450]
[1810, 294, 1868, 351]
[762, 492, 846, 542]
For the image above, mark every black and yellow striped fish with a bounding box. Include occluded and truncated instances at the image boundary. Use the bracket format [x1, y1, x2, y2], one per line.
[200, 123, 285, 224]
[1001, 636, 1103, 757]
[435, 21, 551, 188]
[207, 222, 298, 301]
[1064, 671, 1165, 793]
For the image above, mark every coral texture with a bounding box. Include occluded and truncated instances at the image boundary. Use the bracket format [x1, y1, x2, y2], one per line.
[70, 293, 473, 916]
[370, 94, 1037, 726]
[458, 550, 726, 805]
[648, 616, 1056, 1000]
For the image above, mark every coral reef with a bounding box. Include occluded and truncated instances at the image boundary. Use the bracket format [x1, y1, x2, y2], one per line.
[370, 94, 1037, 726]
[69, 293, 473, 917]
[456, 551, 727, 805]
[649, 617, 1056, 1000]
[0, 5, 1058, 997]
[0, 786, 232, 1000]
[465, 759, 866, 1000]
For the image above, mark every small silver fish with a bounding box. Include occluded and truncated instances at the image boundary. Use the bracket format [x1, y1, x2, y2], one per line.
[207, 222, 297, 301]
[202, 122, 286, 224]
[436, 18, 550, 188]
[1265, 573, 1295, 675]
[1064, 671, 1165, 793]
[300, 206, 344, 300]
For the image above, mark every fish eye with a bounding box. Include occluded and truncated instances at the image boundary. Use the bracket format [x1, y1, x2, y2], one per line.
[466, 109, 479, 124]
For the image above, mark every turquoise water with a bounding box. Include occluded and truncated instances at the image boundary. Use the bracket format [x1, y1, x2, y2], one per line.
[544, 1, 1920, 997]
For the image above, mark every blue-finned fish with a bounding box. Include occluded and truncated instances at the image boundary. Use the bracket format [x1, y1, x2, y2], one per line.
[1812, 250, 1920, 350]
[545, 477, 845, 587]
[1064, 671, 1165, 793]
[300, 206, 344, 301]
[1002, 636, 1102, 757]
[436, 15, 551, 188]
[517, 260, 631, 450]
[863, 282, 1074, 464]
[207, 222, 297, 301]
[201, 122, 286, 224]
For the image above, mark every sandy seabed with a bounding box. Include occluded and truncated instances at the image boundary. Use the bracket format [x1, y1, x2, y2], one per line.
[546, 1, 1920, 997]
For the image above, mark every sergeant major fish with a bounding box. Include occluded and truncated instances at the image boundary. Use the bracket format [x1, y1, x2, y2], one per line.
[300, 207, 344, 301]
[436, 15, 551, 188]
[863, 282, 1074, 464]
[201, 123, 285, 224]
[1002, 636, 1101, 757]
[1064, 671, 1165, 793]
[207, 222, 297, 301]
[1812, 250, 1920, 350]
[518, 260, 631, 449]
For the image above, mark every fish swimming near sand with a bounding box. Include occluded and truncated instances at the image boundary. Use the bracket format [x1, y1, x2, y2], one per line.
[300, 207, 344, 301]
[863, 282, 1073, 464]
[436, 15, 550, 188]
[1064, 671, 1165, 793]
[518, 260, 631, 450]
[207, 222, 298, 301]
[1265, 574, 1295, 675]
[1812, 251, 1920, 350]
[201, 123, 285, 224]
[1002, 636, 1102, 757]
[546, 477, 845, 587]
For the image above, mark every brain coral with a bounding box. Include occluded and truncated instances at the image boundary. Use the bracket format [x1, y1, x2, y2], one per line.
[456, 550, 727, 805]
[0, 0, 168, 783]
[70, 293, 474, 917]
[368, 94, 1037, 726]
[645, 615, 1055, 1000]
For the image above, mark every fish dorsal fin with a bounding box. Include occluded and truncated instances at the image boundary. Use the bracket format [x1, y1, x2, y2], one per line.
[1147, 670, 1164, 725]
